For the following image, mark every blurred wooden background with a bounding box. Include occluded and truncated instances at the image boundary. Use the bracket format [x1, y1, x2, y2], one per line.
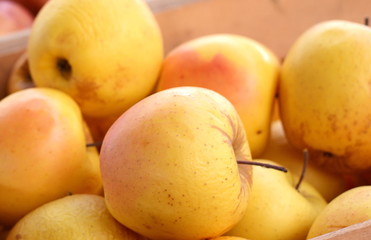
[152, 0, 371, 58]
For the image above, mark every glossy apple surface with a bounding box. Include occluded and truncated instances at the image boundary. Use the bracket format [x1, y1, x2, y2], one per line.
[279, 20, 371, 172]
[0, 88, 102, 227]
[28, 0, 163, 118]
[100, 86, 252, 240]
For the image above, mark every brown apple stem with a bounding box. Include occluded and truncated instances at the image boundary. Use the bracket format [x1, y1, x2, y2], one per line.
[295, 148, 309, 190]
[86, 141, 103, 148]
[237, 160, 288, 172]
[365, 17, 369, 26]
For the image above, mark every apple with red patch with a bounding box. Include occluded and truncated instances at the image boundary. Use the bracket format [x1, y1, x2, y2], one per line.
[0, 1, 33, 36]
[156, 34, 280, 157]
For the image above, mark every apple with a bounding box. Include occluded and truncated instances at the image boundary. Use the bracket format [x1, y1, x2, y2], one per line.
[0, 88, 102, 227]
[226, 159, 327, 240]
[27, 0, 163, 118]
[156, 34, 280, 158]
[307, 185, 371, 238]
[0, 1, 33, 36]
[12, 0, 48, 16]
[260, 120, 353, 201]
[100, 86, 253, 240]
[6, 51, 35, 95]
[279, 20, 371, 172]
[6, 194, 148, 240]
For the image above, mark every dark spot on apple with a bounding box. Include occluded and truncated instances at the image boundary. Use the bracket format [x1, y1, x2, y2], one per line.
[15, 234, 22, 240]
[143, 224, 151, 230]
[56, 57, 72, 80]
[322, 151, 334, 158]
[256, 130, 262, 135]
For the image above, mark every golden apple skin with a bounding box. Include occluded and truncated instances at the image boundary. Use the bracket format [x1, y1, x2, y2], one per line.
[279, 20, 371, 172]
[0, 88, 102, 227]
[260, 120, 351, 201]
[28, 0, 163, 118]
[6, 194, 148, 240]
[100, 87, 252, 240]
[156, 34, 280, 157]
[227, 160, 327, 240]
[307, 186, 371, 238]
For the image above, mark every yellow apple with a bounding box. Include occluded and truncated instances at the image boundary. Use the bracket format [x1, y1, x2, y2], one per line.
[260, 120, 352, 201]
[307, 185, 371, 238]
[0, 88, 102, 227]
[100, 86, 253, 240]
[28, 0, 163, 118]
[6, 194, 148, 240]
[156, 34, 280, 157]
[279, 20, 371, 172]
[226, 159, 327, 240]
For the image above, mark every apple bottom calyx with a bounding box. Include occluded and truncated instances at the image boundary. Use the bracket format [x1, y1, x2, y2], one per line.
[56, 57, 72, 80]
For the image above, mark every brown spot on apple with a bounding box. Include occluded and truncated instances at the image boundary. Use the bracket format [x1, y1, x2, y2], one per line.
[74, 77, 101, 102]
[327, 114, 338, 132]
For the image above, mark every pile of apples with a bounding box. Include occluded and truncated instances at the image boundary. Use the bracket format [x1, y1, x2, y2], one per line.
[1, 0, 371, 239]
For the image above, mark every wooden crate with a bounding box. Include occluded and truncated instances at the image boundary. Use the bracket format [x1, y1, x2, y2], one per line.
[309, 219, 371, 240]
[154, 0, 371, 57]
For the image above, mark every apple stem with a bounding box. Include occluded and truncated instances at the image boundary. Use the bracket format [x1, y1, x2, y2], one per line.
[295, 148, 309, 190]
[365, 17, 369, 26]
[86, 141, 103, 148]
[237, 160, 288, 172]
